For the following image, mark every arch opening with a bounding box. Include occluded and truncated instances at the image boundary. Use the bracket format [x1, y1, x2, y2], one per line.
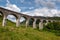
[29, 18, 34, 25]
[43, 20, 46, 23]
[0, 11, 3, 17]
[20, 16, 27, 27]
[0, 11, 3, 25]
[36, 19, 40, 28]
[21, 16, 28, 23]
[7, 15, 17, 26]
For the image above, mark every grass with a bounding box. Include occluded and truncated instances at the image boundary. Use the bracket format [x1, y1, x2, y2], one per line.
[0, 16, 60, 40]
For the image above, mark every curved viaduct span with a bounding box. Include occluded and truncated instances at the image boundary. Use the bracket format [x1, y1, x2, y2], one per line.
[0, 7, 60, 30]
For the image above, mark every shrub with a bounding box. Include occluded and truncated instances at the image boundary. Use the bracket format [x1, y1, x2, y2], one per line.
[44, 22, 60, 30]
[44, 22, 60, 36]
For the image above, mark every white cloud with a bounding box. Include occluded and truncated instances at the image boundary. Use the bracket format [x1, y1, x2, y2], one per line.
[29, 7, 34, 9]
[22, 7, 60, 17]
[5, 4, 21, 12]
[5, 0, 21, 12]
[35, 0, 56, 9]
[6, 0, 10, 4]
[20, 0, 25, 3]
[34, 8, 60, 17]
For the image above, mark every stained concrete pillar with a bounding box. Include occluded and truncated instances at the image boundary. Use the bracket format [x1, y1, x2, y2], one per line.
[50, 20, 53, 23]
[26, 18, 30, 28]
[33, 18, 37, 29]
[16, 17, 21, 27]
[2, 15, 7, 26]
[39, 20, 43, 30]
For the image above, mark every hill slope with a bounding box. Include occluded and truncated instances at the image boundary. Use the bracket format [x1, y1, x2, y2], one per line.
[0, 16, 60, 40]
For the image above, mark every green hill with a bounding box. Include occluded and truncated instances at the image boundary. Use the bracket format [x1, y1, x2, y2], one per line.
[0, 16, 60, 40]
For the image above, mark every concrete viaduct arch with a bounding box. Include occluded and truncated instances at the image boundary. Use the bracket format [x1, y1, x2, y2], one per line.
[0, 7, 60, 30]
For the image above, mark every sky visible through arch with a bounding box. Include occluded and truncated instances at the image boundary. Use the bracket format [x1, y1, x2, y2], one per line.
[0, 0, 60, 22]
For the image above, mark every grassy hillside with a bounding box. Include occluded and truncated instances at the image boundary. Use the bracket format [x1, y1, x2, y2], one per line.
[0, 16, 60, 40]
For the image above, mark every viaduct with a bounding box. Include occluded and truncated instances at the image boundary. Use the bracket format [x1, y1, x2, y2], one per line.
[0, 7, 60, 30]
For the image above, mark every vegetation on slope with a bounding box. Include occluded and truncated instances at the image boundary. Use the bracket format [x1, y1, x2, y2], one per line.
[44, 22, 60, 36]
[0, 16, 60, 40]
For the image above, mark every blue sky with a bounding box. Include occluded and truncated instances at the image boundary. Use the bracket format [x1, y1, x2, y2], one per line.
[0, 0, 60, 12]
[0, 0, 60, 22]
[0, 0, 36, 12]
